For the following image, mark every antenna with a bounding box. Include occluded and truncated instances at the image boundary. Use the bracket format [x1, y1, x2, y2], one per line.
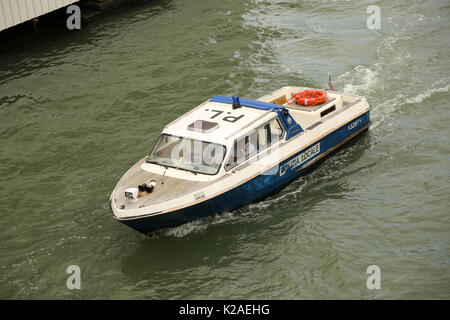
[327, 73, 335, 91]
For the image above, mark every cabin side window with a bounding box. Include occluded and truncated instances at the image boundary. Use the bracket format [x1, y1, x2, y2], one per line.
[257, 118, 283, 151]
[257, 125, 269, 151]
[224, 131, 257, 171]
[224, 118, 284, 171]
[269, 118, 283, 142]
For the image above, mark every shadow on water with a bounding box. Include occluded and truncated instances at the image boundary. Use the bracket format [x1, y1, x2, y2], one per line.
[0, 0, 175, 58]
[121, 228, 235, 276]
[120, 130, 372, 281]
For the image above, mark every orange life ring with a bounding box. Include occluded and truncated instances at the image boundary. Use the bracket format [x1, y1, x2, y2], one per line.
[288, 89, 327, 106]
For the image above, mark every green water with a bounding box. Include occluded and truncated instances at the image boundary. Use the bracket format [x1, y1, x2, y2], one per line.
[0, 0, 449, 299]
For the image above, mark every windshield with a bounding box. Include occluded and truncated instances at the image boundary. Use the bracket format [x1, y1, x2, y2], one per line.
[146, 134, 226, 175]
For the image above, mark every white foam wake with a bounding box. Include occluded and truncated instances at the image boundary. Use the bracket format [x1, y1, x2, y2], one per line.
[372, 83, 449, 129]
[399, 85, 449, 105]
[336, 65, 380, 96]
[160, 211, 238, 238]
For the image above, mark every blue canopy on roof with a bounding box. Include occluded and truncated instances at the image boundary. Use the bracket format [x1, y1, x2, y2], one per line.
[210, 95, 283, 111]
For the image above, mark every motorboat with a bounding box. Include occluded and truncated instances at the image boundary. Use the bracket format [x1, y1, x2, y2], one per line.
[109, 85, 371, 234]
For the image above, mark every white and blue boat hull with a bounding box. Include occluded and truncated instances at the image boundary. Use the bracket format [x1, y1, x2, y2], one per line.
[116, 111, 370, 233]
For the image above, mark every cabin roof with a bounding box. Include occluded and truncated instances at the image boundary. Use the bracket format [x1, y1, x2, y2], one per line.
[162, 97, 276, 144]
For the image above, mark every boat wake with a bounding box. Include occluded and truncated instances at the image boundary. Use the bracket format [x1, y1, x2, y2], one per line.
[158, 180, 310, 237]
[372, 83, 449, 129]
[158, 211, 239, 238]
[336, 59, 449, 130]
[336, 65, 379, 96]
[381, 84, 450, 107]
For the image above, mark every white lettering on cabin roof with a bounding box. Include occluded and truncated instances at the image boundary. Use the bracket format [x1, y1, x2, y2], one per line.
[163, 101, 274, 144]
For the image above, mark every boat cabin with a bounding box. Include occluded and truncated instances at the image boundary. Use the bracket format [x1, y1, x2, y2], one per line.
[146, 86, 359, 178]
